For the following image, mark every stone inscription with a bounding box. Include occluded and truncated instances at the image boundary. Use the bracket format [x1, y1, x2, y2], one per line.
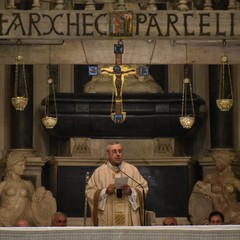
[0, 10, 239, 39]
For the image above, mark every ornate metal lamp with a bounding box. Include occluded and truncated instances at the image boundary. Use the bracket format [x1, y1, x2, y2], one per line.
[179, 65, 195, 129]
[216, 52, 233, 111]
[11, 55, 28, 110]
[42, 46, 58, 129]
[42, 76, 58, 129]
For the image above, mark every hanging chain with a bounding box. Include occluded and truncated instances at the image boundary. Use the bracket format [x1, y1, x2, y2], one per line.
[181, 59, 195, 118]
[189, 80, 195, 117]
[46, 45, 58, 118]
[219, 39, 233, 100]
[14, 54, 28, 98]
[52, 80, 58, 118]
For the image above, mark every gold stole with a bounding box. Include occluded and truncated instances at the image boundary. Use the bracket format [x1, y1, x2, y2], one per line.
[113, 195, 127, 226]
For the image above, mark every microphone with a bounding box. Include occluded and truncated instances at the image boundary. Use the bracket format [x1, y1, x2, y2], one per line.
[116, 164, 146, 225]
[116, 189, 122, 198]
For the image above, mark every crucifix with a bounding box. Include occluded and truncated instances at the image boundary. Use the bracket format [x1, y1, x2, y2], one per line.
[88, 40, 149, 124]
[101, 64, 136, 123]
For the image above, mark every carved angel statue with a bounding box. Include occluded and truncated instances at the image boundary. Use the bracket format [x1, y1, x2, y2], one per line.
[0, 151, 56, 226]
[189, 150, 240, 224]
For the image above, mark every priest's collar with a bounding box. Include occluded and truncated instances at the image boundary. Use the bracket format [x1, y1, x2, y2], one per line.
[106, 161, 124, 172]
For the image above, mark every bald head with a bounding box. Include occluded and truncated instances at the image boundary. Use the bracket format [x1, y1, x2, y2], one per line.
[15, 219, 30, 227]
[162, 217, 177, 226]
[51, 212, 67, 227]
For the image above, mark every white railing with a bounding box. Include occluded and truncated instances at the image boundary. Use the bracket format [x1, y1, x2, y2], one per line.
[5, 0, 239, 11]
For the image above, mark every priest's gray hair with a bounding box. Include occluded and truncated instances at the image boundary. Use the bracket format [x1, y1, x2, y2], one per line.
[106, 141, 122, 152]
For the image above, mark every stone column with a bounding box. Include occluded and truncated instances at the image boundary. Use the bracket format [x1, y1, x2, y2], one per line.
[10, 65, 33, 150]
[208, 65, 233, 148]
[204, 0, 212, 10]
[31, 0, 41, 9]
[7, 0, 16, 9]
[85, 0, 96, 10]
[228, 0, 236, 9]
[55, 0, 65, 10]
[178, 0, 189, 10]
[147, 0, 157, 10]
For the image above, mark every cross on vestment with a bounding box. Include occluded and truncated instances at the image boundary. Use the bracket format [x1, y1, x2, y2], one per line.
[101, 65, 137, 123]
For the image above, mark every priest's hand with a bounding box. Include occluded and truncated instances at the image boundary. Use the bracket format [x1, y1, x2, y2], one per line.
[121, 184, 132, 196]
[106, 184, 116, 195]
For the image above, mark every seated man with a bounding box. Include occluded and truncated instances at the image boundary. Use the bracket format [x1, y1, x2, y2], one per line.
[162, 217, 178, 226]
[51, 212, 67, 227]
[208, 211, 224, 225]
[15, 219, 30, 227]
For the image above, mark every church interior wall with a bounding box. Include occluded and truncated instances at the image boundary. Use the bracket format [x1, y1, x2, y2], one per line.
[232, 65, 240, 150]
[0, 65, 6, 159]
[1, 61, 236, 159]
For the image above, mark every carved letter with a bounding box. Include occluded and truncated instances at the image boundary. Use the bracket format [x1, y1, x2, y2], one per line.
[183, 13, 194, 36]
[135, 13, 147, 35]
[230, 13, 234, 37]
[42, 14, 64, 36]
[0, 13, 8, 36]
[52, 14, 64, 35]
[146, 14, 163, 36]
[82, 13, 93, 36]
[95, 13, 107, 36]
[199, 13, 210, 36]
[28, 13, 41, 36]
[166, 14, 180, 36]
[66, 13, 80, 36]
[215, 13, 226, 36]
[5, 13, 26, 36]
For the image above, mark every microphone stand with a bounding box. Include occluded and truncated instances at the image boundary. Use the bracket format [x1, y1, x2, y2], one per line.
[83, 171, 90, 226]
[116, 165, 146, 226]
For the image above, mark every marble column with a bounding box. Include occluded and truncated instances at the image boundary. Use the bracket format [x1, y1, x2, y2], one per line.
[208, 65, 233, 148]
[10, 65, 33, 150]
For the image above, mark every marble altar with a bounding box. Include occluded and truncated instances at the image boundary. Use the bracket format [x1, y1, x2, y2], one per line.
[0, 226, 240, 240]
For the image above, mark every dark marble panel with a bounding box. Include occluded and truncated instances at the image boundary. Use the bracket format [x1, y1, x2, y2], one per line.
[42, 93, 205, 138]
[43, 164, 198, 218]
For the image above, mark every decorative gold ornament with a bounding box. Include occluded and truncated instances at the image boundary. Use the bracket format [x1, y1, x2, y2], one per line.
[11, 96, 28, 111]
[11, 55, 28, 110]
[179, 116, 195, 129]
[216, 99, 233, 112]
[42, 77, 58, 129]
[216, 54, 233, 111]
[179, 71, 195, 129]
[42, 116, 58, 129]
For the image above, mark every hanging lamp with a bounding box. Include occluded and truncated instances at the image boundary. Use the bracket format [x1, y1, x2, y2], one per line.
[42, 46, 58, 129]
[11, 40, 28, 111]
[179, 63, 195, 129]
[216, 40, 233, 111]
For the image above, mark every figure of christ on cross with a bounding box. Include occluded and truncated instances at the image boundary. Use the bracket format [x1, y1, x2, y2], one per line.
[101, 65, 136, 123]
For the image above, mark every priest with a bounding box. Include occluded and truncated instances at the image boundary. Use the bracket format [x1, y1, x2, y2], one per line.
[86, 141, 148, 226]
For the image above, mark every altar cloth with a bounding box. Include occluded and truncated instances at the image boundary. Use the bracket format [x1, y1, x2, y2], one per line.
[0, 225, 240, 240]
